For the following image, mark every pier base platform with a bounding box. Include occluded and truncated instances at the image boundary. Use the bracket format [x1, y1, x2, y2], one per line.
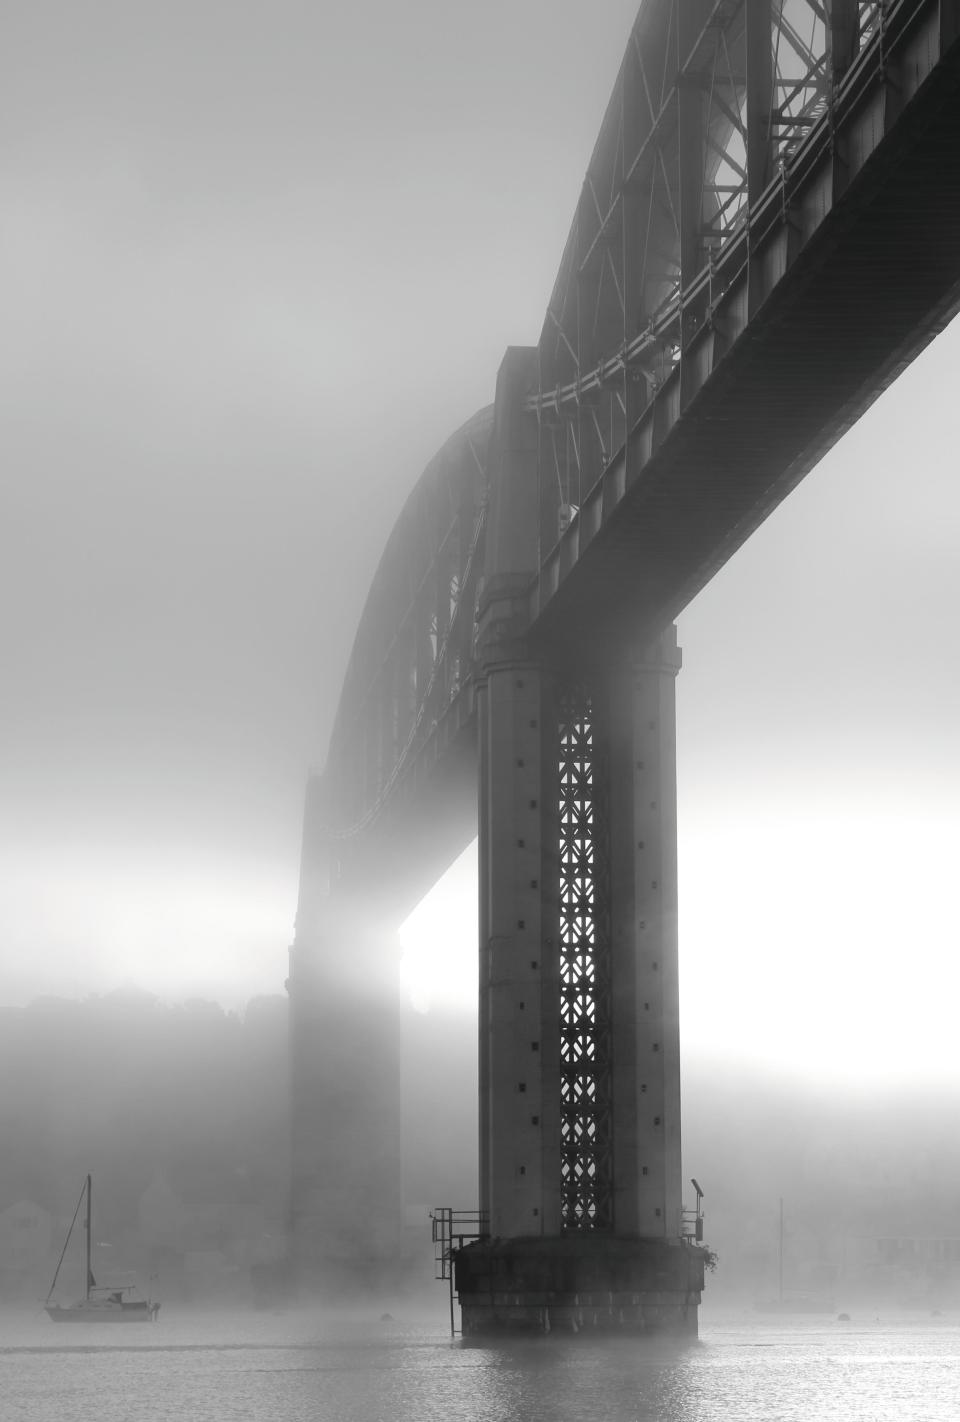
[454, 1235, 705, 1337]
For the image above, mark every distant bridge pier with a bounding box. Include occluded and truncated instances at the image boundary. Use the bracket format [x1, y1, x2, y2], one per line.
[464, 609, 703, 1334]
[287, 780, 403, 1296]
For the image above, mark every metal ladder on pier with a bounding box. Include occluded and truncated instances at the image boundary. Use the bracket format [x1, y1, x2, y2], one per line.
[682, 1177, 705, 1242]
[430, 1207, 488, 1336]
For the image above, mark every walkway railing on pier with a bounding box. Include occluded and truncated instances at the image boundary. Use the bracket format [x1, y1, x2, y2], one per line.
[682, 1179, 705, 1243]
[430, 1207, 489, 1335]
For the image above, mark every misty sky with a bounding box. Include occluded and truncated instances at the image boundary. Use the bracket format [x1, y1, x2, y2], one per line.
[1, 2, 957, 1085]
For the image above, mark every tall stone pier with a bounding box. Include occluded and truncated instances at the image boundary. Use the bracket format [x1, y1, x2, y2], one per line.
[457, 351, 705, 1335]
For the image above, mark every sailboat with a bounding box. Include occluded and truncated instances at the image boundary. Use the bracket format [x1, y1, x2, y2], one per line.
[44, 1175, 160, 1323]
[754, 1197, 833, 1314]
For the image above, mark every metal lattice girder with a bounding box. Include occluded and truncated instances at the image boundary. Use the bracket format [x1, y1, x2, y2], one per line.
[557, 687, 614, 1231]
[531, 0, 960, 651]
[540, 0, 879, 389]
[531, 0, 960, 574]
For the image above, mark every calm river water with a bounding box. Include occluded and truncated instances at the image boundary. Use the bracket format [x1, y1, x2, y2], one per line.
[2, 1304, 958, 1421]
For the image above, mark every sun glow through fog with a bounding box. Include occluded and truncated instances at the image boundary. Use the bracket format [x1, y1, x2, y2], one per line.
[678, 798, 960, 1085]
[394, 792, 959, 1086]
[397, 842, 477, 1015]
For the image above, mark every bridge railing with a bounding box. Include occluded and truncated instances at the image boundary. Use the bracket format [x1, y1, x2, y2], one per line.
[431, 1206, 490, 1336]
[430, 1206, 490, 1282]
[530, 0, 942, 581]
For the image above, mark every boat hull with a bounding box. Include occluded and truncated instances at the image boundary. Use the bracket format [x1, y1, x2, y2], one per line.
[45, 1303, 158, 1323]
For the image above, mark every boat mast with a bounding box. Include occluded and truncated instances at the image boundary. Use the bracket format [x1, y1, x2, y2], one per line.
[778, 1197, 784, 1305]
[45, 1178, 86, 1303]
[85, 1174, 92, 1302]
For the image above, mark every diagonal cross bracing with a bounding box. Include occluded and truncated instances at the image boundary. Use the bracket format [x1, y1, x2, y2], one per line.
[558, 687, 614, 1231]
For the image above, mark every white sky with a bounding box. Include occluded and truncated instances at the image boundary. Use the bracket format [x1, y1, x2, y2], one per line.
[1, 2, 957, 1085]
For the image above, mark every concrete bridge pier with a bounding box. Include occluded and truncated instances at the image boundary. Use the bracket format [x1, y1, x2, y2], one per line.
[463, 617, 704, 1334]
[287, 779, 403, 1298]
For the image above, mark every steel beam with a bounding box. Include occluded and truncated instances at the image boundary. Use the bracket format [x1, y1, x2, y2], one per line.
[828, 0, 860, 81]
[746, 0, 774, 207]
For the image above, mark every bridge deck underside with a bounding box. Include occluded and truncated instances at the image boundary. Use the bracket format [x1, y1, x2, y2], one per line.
[533, 55, 960, 656]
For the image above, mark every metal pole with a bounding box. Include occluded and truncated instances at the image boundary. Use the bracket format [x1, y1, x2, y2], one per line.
[85, 1175, 93, 1301]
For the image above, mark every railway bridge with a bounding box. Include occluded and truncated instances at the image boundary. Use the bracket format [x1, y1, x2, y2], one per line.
[288, 0, 960, 1334]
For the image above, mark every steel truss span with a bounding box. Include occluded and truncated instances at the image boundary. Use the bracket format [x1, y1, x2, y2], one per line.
[538, 0, 895, 434]
[531, 0, 960, 648]
[320, 0, 960, 843]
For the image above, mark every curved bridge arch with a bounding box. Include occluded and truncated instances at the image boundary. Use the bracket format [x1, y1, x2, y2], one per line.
[325, 409, 491, 842]
[298, 409, 500, 923]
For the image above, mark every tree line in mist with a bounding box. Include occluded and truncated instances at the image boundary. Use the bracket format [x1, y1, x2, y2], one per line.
[1, 990, 957, 1308]
[0, 992, 289, 1237]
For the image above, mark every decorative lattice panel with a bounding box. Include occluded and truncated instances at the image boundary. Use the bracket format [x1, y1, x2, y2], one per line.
[557, 688, 613, 1231]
